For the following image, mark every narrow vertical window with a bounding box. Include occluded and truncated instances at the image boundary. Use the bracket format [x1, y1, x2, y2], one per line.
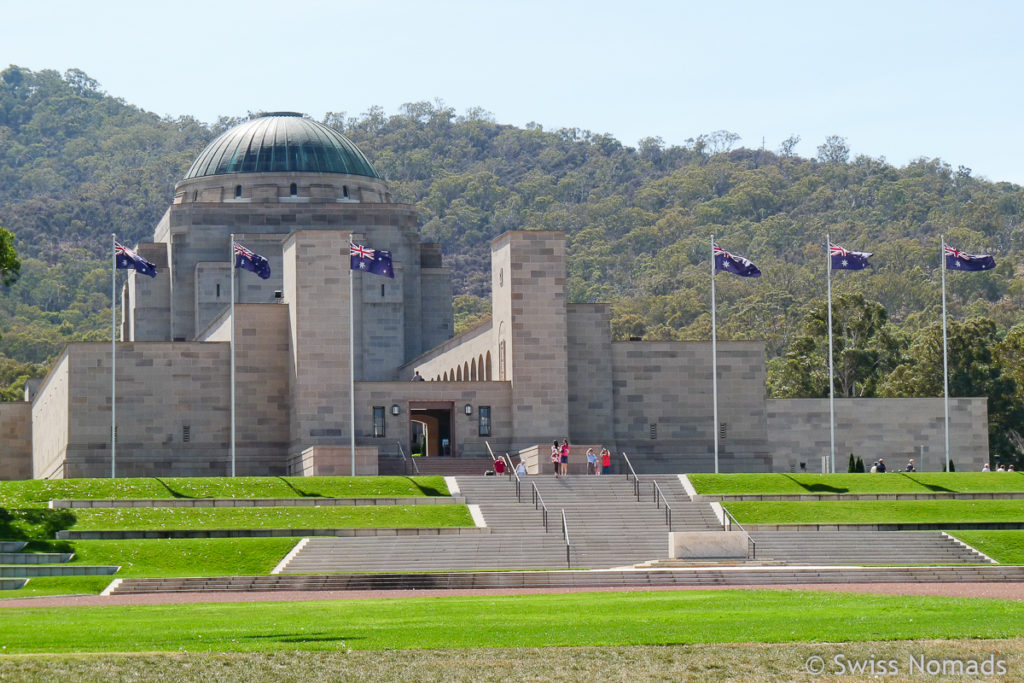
[498, 340, 506, 381]
[343, 185, 350, 198]
[373, 406, 386, 438]
[235, 185, 242, 198]
[290, 182, 297, 196]
[381, 284, 385, 298]
[183, 425, 191, 442]
[478, 406, 491, 437]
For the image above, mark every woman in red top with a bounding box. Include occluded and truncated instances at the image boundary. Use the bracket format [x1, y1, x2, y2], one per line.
[560, 440, 570, 476]
[600, 448, 611, 475]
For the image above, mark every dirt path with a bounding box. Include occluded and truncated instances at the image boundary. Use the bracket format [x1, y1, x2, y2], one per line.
[3, 581, 1024, 609]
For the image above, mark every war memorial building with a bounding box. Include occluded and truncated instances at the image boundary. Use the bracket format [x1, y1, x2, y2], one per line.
[0, 114, 989, 479]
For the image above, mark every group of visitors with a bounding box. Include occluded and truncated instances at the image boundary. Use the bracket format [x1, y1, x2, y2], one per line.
[550, 441, 611, 476]
[982, 463, 1016, 472]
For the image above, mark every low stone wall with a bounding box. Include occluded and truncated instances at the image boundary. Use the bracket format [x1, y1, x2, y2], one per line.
[668, 531, 750, 560]
[50, 497, 466, 508]
[287, 446, 379, 476]
[58, 526, 488, 540]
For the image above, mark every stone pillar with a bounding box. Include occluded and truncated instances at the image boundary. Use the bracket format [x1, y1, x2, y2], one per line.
[490, 231, 570, 448]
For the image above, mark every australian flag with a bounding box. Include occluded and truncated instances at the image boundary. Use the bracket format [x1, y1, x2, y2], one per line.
[945, 244, 995, 271]
[115, 242, 157, 278]
[234, 242, 271, 279]
[350, 243, 394, 278]
[830, 243, 872, 270]
[713, 243, 761, 277]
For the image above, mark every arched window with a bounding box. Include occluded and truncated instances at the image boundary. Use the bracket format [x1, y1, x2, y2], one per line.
[234, 185, 242, 198]
[485, 351, 492, 381]
[456, 366, 463, 381]
[463, 361, 469, 381]
[471, 359, 477, 381]
[478, 354, 485, 381]
[443, 371, 449, 382]
[289, 183, 297, 196]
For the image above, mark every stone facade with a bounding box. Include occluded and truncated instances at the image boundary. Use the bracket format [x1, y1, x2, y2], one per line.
[4, 114, 994, 479]
[766, 397, 990, 473]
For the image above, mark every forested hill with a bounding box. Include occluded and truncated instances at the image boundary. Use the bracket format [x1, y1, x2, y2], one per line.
[2, 65, 1024, 463]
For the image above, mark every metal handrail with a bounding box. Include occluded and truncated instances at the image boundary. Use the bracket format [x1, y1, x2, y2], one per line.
[652, 480, 673, 531]
[561, 508, 572, 568]
[531, 481, 549, 532]
[507, 453, 521, 502]
[721, 505, 756, 559]
[396, 441, 419, 475]
[621, 451, 640, 501]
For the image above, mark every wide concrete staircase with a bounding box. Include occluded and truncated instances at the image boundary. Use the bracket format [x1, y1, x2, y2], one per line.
[747, 530, 992, 565]
[279, 474, 717, 573]
[0, 540, 120, 590]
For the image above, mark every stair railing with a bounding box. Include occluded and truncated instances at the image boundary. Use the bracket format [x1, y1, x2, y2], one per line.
[721, 505, 756, 559]
[561, 508, 572, 568]
[396, 441, 419, 475]
[507, 453, 522, 502]
[652, 480, 673, 532]
[621, 451, 641, 501]
[531, 481, 549, 532]
[484, 441, 510, 480]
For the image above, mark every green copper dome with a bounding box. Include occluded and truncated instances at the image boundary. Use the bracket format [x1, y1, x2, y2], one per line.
[183, 113, 380, 180]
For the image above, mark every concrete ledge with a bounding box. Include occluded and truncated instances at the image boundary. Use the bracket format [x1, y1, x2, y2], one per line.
[0, 542, 27, 552]
[56, 527, 488, 540]
[0, 552, 74, 564]
[0, 565, 120, 577]
[745, 522, 1024, 531]
[0, 578, 29, 590]
[49, 497, 466, 508]
[695, 492, 1024, 502]
[669, 531, 749, 560]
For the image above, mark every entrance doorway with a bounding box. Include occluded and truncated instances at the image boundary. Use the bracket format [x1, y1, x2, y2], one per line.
[409, 402, 453, 458]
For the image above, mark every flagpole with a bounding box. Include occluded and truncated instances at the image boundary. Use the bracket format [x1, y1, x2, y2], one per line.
[941, 235, 950, 471]
[111, 233, 116, 479]
[349, 239, 356, 477]
[230, 234, 236, 477]
[827, 234, 835, 474]
[711, 235, 719, 474]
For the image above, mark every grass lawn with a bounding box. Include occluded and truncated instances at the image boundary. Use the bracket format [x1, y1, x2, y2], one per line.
[951, 531, 1024, 564]
[64, 505, 473, 531]
[0, 475, 449, 509]
[0, 641, 1020, 682]
[724, 500, 1024, 525]
[0, 590, 1023, 654]
[690, 472, 1024, 496]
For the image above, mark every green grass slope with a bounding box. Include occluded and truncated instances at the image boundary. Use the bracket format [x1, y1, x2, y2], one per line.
[724, 500, 1024, 525]
[690, 473, 1024, 496]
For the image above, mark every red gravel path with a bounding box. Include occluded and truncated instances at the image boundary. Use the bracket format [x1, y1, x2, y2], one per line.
[2, 582, 1024, 609]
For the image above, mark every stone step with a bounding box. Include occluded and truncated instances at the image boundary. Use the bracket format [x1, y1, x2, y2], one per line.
[108, 565, 1024, 595]
[0, 578, 28, 591]
[58, 526, 486, 540]
[49, 496, 466, 508]
[0, 542, 27, 553]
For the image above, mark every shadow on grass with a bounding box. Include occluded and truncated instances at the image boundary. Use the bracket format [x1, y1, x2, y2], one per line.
[277, 477, 322, 498]
[153, 478, 190, 499]
[781, 474, 849, 494]
[405, 476, 446, 497]
[0, 508, 76, 541]
[902, 474, 955, 492]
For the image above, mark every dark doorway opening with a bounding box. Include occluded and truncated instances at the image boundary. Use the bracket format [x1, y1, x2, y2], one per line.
[409, 403, 453, 458]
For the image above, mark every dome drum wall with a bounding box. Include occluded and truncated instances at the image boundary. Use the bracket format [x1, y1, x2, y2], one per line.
[173, 172, 391, 205]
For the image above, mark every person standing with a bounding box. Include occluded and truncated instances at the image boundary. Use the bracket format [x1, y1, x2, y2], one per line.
[600, 447, 611, 475]
[560, 439, 570, 476]
[586, 448, 597, 475]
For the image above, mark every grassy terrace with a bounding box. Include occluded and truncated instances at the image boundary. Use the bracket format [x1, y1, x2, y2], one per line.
[66, 504, 473, 531]
[690, 472, 1024, 496]
[724, 500, 1024, 525]
[0, 476, 449, 508]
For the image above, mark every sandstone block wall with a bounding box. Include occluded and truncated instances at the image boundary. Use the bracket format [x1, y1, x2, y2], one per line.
[0, 402, 32, 480]
[566, 304, 615, 445]
[766, 397, 990, 473]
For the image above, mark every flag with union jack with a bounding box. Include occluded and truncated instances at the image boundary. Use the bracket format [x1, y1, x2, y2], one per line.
[713, 243, 760, 277]
[944, 244, 995, 271]
[234, 242, 271, 279]
[830, 243, 872, 271]
[350, 242, 394, 278]
[115, 242, 157, 278]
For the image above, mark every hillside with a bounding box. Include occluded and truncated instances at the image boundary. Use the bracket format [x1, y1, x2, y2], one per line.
[2, 66, 1023, 463]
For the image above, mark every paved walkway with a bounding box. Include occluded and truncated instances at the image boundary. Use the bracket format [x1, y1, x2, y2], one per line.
[3, 581, 1024, 609]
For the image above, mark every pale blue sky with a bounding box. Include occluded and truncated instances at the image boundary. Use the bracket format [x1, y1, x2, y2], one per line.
[4, 1, 1023, 183]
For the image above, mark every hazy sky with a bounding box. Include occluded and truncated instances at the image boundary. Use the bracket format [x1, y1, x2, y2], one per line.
[4, 1, 1023, 183]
